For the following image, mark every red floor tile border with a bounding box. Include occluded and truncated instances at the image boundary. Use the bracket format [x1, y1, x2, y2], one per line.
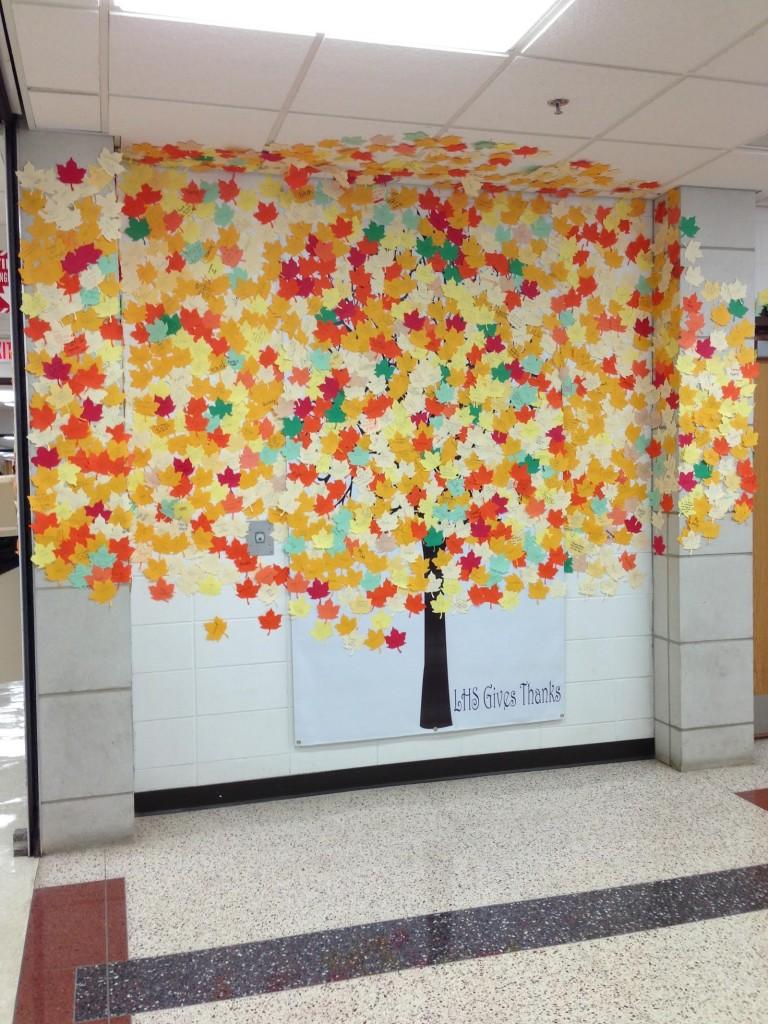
[736, 788, 768, 812]
[13, 879, 129, 1024]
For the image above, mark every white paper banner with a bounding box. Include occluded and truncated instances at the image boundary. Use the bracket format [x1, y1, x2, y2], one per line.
[292, 594, 565, 746]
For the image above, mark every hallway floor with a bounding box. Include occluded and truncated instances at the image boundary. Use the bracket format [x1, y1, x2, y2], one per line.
[0, 681, 37, 1024]
[12, 742, 768, 1023]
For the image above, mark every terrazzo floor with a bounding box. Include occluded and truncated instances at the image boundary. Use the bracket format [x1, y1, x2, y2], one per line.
[0, 681, 37, 1024]
[25, 740, 768, 1022]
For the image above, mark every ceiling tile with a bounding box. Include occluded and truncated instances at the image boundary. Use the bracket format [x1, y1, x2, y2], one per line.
[606, 78, 768, 148]
[14, 0, 96, 5]
[110, 15, 314, 110]
[457, 57, 672, 137]
[695, 23, 768, 85]
[573, 140, 723, 186]
[674, 149, 768, 191]
[276, 114, 437, 145]
[12, 4, 99, 93]
[526, 0, 768, 74]
[292, 39, 503, 123]
[109, 96, 277, 149]
[29, 91, 100, 132]
[447, 128, 589, 162]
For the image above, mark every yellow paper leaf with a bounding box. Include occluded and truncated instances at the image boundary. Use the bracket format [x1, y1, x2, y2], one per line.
[91, 579, 118, 604]
[204, 616, 228, 641]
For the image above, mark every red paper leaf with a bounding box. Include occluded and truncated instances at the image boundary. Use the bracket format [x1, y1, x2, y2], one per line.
[149, 578, 175, 602]
[61, 244, 102, 276]
[307, 578, 330, 600]
[42, 354, 70, 383]
[284, 165, 312, 191]
[258, 609, 282, 633]
[236, 578, 260, 601]
[255, 202, 278, 225]
[154, 395, 175, 418]
[218, 178, 240, 202]
[32, 446, 60, 469]
[56, 158, 86, 185]
[385, 628, 406, 651]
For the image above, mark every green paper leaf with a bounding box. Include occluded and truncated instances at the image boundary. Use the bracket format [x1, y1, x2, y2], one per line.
[208, 397, 233, 420]
[325, 391, 346, 423]
[363, 221, 386, 243]
[416, 235, 437, 260]
[508, 258, 525, 277]
[125, 217, 150, 241]
[375, 358, 395, 381]
[282, 416, 303, 439]
[161, 313, 181, 336]
[440, 241, 459, 262]
[423, 526, 444, 549]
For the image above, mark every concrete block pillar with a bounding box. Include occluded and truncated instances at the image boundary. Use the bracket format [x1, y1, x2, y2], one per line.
[17, 129, 134, 850]
[653, 187, 756, 770]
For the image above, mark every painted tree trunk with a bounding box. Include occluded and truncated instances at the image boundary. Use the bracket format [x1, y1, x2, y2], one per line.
[420, 540, 453, 729]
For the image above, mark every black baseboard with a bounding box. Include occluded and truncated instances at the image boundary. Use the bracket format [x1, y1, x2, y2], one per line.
[135, 737, 654, 816]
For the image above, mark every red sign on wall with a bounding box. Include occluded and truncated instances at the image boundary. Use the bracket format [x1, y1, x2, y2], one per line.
[0, 252, 8, 315]
[0, 339, 11, 361]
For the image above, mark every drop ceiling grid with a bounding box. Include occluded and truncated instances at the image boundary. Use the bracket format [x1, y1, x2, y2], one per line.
[3, 0, 768, 191]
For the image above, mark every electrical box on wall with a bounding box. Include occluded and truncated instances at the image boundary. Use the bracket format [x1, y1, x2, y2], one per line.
[247, 520, 274, 557]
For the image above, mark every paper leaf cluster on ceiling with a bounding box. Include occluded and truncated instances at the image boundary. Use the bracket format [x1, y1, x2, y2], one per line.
[125, 135, 662, 197]
[650, 192, 757, 554]
[16, 140, 756, 649]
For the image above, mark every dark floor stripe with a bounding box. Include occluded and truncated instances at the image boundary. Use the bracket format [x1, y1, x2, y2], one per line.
[74, 863, 768, 1021]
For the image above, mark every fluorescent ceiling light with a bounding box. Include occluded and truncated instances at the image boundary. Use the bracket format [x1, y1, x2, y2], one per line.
[113, 0, 565, 53]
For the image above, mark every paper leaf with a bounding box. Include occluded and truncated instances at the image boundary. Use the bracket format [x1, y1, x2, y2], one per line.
[56, 158, 86, 185]
[258, 609, 282, 633]
[204, 616, 228, 641]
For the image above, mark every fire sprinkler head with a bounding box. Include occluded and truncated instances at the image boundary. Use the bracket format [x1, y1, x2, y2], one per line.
[547, 97, 569, 115]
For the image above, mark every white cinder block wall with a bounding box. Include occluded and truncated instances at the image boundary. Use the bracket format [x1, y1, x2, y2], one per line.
[131, 562, 653, 791]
